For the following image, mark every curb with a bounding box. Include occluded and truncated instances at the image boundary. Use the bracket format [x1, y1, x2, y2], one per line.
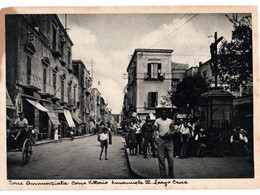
[35, 134, 94, 146]
[123, 142, 145, 179]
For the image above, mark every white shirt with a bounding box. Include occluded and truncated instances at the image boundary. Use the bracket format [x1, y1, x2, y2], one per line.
[100, 133, 109, 141]
[14, 118, 28, 128]
[154, 118, 173, 136]
[180, 125, 190, 135]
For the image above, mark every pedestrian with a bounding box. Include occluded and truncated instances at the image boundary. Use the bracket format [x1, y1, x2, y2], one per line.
[54, 125, 59, 143]
[70, 128, 74, 141]
[99, 128, 110, 160]
[180, 122, 190, 158]
[187, 120, 196, 157]
[173, 121, 182, 158]
[141, 115, 156, 159]
[135, 120, 143, 154]
[154, 109, 175, 178]
[195, 128, 207, 157]
[128, 121, 137, 155]
[230, 126, 247, 156]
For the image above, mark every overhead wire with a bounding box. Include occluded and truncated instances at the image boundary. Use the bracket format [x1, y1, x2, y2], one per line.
[150, 13, 199, 48]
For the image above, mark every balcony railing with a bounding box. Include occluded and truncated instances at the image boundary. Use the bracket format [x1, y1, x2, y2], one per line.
[144, 73, 165, 81]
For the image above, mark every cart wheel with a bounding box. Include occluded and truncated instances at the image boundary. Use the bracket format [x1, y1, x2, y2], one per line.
[22, 139, 32, 165]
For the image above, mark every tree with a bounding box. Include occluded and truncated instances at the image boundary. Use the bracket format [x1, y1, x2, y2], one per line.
[217, 14, 252, 91]
[171, 75, 209, 111]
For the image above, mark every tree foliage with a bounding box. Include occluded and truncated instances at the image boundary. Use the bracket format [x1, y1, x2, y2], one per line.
[217, 14, 252, 91]
[171, 75, 209, 110]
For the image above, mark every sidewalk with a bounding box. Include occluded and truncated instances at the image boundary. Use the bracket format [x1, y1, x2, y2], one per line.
[35, 134, 93, 146]
[125, 144, 254, 179]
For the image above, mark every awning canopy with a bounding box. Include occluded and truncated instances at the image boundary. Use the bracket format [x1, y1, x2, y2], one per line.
[26, 99, 49, 112]
[64, 109, 76, 128]
[47, 111, 60, 125]
[72, 114, 83, 124]
[6, 88, 15, 110]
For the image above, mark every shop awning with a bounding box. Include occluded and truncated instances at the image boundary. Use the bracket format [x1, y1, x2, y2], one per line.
[6, 88, 15, 110]
[72, 114, 83, 124]
[26, 99, 49, 112]
[47, 111, 60, 125]
[64, 109, 76, 128]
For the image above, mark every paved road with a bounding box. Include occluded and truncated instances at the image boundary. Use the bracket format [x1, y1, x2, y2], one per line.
[7, 135, 132, 179]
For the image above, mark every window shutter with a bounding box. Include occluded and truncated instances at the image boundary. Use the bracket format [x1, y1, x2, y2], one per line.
[158, 63, 161, 74]
[147, 63, 151, 78]
[155, 92, 158, 107]
[148, 92, 152, 107]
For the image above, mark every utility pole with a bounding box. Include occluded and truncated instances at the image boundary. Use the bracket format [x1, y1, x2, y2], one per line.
[210, 32, 223, 87]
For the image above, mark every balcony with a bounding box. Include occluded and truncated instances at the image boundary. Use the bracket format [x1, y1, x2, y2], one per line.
[25, 73, 41, 91]
[52, 42, 62, 58]
[144, 73, 165, 81]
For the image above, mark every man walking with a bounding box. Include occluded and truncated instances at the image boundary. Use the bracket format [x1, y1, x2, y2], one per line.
[154, 109, 175, 178]
[141, 115, 156, 158]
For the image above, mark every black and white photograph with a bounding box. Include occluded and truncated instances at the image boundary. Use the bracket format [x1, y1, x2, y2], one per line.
[1, 5, 259, 190]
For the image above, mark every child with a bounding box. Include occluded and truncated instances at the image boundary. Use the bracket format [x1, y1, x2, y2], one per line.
[54, 125, 59, 143]
[99, 128, 109, 160]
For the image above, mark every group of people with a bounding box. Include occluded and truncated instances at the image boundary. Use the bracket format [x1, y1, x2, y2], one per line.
[123, 109, 250, 178]
[123, 114, 207, 160]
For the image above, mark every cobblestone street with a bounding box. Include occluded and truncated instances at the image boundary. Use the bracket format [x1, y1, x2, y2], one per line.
[7, 135, 132, 179]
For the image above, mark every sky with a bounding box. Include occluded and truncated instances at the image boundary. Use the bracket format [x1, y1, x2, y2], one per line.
[58, 13, 248, 114]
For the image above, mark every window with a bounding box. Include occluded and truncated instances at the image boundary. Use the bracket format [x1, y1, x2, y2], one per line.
[147, 92, 158, 108]
[43, 67, 47, 92]
[68, 50, 71, 68]
[147, 63, 161, 79]
[53, 72, 56, 92]
[68, 83, 72, 103]
[172, 79, 179, 90]
[52, 25, 56, 50]
[27, 55, 32, 84]
[61, 79, 64, 102]
[73, 87, 76, 104]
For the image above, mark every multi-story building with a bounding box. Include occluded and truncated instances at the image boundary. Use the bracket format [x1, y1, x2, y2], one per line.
[171, 62, 189, 91]
[91, 88, 101, 122]
[185, 66, 199, 77]
[72, 59, 93, 134]
[6, 14, 77, 140]
[124, 49, 174, 120]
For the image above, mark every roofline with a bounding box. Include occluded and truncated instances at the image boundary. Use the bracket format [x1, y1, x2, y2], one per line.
[54, 14, 74, 46]
[199, 59, 211, 68]
[127, 48, 174, 72]
[72, 59, 86, 69]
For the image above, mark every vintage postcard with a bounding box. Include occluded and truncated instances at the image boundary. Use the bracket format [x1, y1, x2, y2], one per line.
[0, 6, 259, 190]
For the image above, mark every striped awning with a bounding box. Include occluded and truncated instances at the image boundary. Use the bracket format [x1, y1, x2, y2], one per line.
[64, 109, 76, 128]
[26, 99, 49, 112]
[47, 111, 60, 125]
[72, 114, 83, 124]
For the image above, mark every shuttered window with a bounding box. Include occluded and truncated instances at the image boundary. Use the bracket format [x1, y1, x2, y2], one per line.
[147, 63, 161, 79]
[147, 92, 158, 108]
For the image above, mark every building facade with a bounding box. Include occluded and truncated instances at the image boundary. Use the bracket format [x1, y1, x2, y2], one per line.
[6, 14, 78, 140]
[124, 49, 173, 120]
[171, 62, 189, 91]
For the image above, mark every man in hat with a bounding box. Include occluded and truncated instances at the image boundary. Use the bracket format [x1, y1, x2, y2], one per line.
[141, 115, 156, 158]
[154, 109, 175, 178]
